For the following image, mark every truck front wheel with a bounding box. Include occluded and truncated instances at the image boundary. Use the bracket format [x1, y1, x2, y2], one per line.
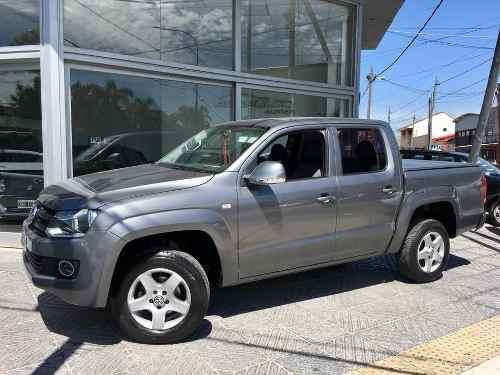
[111, 250, 210, 344]
[399, 219, 450, 283]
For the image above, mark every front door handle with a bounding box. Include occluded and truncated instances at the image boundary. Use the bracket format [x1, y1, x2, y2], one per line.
[316, 194, 336, 205]
[382, 186, 396, 195]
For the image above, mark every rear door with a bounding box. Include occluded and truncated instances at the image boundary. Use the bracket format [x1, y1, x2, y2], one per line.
[333, 126, 403, 259]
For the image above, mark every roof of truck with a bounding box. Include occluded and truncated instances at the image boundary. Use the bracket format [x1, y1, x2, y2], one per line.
[215, 117, 390, 129]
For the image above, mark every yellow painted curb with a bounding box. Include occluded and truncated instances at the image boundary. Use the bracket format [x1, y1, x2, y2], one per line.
[348, 314, 500, 375]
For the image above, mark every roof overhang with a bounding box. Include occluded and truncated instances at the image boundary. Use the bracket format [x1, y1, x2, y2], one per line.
[362, 0, 405, 49]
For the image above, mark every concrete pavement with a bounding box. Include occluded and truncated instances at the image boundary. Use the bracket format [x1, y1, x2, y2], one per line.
[0, 224, 499, 374]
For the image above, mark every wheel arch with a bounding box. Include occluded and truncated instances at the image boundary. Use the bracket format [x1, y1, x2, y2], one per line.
[386, 188, 459, 254]
[95, 209, 238, 308]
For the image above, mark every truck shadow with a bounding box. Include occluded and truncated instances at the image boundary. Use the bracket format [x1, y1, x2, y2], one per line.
[34, 254, 470, 348]
[208, 253, 470, 318]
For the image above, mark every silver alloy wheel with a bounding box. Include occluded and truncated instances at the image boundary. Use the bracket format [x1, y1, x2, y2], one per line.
[493, 204, 500, 223]
[417, 231, 445, 273]
[127, 268, 191, 330]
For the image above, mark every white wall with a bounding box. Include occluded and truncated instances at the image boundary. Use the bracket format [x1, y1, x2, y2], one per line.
[412, 113, 455, 139]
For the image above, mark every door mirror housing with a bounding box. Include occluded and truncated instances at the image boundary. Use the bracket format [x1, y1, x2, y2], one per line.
[245, 161, 286, 186]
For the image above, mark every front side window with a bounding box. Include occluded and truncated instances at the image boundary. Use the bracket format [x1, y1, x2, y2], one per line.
[256, 130, 326, 180]
[159, 126, 268, 173]
[338, 128, 387, 175]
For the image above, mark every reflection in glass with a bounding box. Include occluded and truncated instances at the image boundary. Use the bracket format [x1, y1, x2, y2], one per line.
[70, 70, 233, 176]
[0, 70, 43, 217]
[64, 0, 233, 69]
[160, 126, 268, 173]
[0, 0, 39, 46]
[242, 0, 355, 86]
[242, 88, 351, 119]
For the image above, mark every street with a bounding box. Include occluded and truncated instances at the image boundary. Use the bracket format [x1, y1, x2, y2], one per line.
[0, 225, 498, 374]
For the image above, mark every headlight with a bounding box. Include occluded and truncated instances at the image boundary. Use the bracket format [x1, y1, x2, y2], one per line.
[46, 209, 98, 237]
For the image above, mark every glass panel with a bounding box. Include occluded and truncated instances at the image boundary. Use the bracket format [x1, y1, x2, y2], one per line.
[337, 128, 388, 174]
[0, 1, 39, 46]
[159, 125, 267, 173]
[0, 69, 43, 217]
[64, 0, 233, 69]
[241, 0, 355, 86]
[258, 130, 326, 180]
[70, 69, 233, 176]
[242, 88, 351, 119]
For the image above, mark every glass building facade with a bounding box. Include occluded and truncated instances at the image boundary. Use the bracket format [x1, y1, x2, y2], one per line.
[0, 0, 400, 217]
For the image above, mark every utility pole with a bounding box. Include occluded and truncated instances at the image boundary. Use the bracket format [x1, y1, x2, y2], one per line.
[366, 66, 375, 119]
[410, 113, 416, 148]
[387, 106, 391, 126]
[469, 31, 500, 163]
[427, 78, 439, 150]
[496, 84, 500, 164]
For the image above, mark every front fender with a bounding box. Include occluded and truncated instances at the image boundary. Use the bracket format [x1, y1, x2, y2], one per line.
[95, 209, 238, 306]
[386, 186, 459, 254]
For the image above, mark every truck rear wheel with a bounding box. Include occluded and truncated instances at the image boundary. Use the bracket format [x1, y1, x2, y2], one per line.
[111, 250, 210, 344]
[399, 219, 450, 283]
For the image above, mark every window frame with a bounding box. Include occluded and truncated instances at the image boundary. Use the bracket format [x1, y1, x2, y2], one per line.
[239, 125, 331, 184]
[333, 125, 391, 176]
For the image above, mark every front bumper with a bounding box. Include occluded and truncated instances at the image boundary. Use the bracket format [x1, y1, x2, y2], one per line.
[22, 221, 125, 308]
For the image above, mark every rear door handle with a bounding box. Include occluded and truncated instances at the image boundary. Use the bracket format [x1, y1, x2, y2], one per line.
[316, 194, 336, 205]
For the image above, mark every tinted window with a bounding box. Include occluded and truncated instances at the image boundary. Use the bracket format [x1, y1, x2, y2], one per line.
[338, 128, 387, 174]
[258, 130, 326, 180]
[70, 69, 233, 176]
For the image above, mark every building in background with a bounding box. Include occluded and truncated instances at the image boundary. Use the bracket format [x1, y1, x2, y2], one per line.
[398, 112, 455, 150]
[455, 107, 499, 163]
[0, 0, 403, 216]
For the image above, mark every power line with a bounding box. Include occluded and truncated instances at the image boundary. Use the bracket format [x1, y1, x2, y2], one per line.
[375, 0, 445, 77]
[379, 78, 428, 94]
[440, 78, 487, 98]
[439, 57, 493, 84]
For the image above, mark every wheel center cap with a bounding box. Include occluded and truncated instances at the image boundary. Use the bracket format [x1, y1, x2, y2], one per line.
[152, 295, 165, 307]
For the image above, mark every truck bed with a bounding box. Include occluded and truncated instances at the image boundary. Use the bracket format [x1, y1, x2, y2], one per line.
[402, 159, 476, 171]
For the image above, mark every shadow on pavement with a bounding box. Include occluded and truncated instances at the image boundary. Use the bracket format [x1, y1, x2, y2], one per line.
[461, 233, 499, 253]
[209, 254, 470, 318]
[485, 225, 500, 238]
[31, 253, 470, 373]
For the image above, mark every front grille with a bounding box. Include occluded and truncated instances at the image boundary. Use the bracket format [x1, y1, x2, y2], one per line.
[28, 202, 54, 237]
[24, 250, 44, 273]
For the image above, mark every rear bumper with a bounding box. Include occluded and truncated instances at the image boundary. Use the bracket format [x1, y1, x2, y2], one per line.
[22, 221, 125, 308]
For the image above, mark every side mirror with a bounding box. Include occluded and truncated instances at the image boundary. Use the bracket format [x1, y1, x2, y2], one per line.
[245, 161, 286, 186]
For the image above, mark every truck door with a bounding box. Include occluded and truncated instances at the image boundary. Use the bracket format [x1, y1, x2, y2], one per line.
[333, 126, 403, 259]
[238, 128, 338, 278]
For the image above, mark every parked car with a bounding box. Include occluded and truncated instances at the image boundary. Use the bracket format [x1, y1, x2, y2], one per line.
[23, 118, 485, 344]
[0, 132, 175, 218]
[401, 149, 500, 227]
[0, 149, 44, 218]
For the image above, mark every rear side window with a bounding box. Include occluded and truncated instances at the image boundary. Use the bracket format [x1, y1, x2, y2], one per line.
[337, 128, 387, 174]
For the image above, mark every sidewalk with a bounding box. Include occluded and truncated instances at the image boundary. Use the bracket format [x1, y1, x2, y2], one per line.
[461, 356, 500, 375]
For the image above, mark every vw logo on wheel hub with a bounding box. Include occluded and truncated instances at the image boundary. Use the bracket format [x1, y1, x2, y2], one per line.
[152, 295, 165, 308]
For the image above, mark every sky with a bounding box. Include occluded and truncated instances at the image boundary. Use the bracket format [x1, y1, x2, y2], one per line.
[359, 0, 500, 130]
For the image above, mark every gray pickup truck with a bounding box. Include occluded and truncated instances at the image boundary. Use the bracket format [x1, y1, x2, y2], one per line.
[22, 118, 486, 344]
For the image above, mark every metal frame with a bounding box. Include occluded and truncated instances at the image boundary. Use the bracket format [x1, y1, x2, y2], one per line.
[40, 0, 71, 185]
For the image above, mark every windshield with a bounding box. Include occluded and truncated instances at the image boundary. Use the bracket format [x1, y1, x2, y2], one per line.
[478, 157, 500, 174]
[158, 126, 268, 173]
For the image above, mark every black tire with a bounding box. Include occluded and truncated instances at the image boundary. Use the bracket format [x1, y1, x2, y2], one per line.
[399, 219, 450, 283]
[111, 250, 210, 344]
[487, 199, 500, 227]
